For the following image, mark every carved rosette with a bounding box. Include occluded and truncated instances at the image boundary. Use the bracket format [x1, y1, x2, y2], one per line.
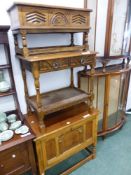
[50, 12, 68, 26]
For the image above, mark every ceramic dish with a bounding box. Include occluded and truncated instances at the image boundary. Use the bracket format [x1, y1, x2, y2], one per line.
[7, 114, 17, 123]
[0, 122, 8, 132]
[0, 81, 10, 92]
[0, 112, 7, 123]
[9, 120, 22, 130]
[15, 125, 29, 134]
[0, 130, 14, 142]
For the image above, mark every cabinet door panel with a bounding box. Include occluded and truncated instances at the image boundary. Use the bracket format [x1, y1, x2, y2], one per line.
[45, 139, 56, 160]
[86, 121, 93, 139]
[58, 126, 84, 154]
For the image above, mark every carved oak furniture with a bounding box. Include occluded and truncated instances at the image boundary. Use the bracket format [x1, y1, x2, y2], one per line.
[26, 103, 98, 175]
[8, 3, 98, 174]
[78, 58, 131, 137]
[8, 3, 97, 129]
[0, 26, 37, 175]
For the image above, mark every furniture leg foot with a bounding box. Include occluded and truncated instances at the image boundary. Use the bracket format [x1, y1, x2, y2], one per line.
[92, 145, 96, 159]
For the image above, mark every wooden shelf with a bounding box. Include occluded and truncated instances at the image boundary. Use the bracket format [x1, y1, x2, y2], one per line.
[0, 64, 11, 70]
[0, 89, 16, 97]
[18, 50, 96, 62]
[0, 130, 34, 152]
[28, 87, 89, 115]
[17, 45, 86, 56]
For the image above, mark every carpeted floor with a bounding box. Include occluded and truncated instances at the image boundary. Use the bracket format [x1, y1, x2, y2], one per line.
[25, 115, 131, 175]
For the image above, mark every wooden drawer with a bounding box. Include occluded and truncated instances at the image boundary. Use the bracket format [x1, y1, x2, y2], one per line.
[0, 143, 30, 175]
[70, 55, 95, 67]
[40, 58, 69, 72]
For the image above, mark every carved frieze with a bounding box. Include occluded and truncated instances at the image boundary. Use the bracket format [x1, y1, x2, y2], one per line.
[8, 3, 91, 31]
[26, 12, 46, 24]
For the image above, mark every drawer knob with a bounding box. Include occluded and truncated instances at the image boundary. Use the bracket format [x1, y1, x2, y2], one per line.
[1, 164, 4, 168]
[53, 62, 59, 69]
[80, 58, 85, 65]
[12, 154, 16, 158]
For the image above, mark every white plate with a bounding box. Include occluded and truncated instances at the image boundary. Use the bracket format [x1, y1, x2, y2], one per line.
[9, 120, 22, 130]
[0, 130, 14, 142]
[15, 125, 29, 134]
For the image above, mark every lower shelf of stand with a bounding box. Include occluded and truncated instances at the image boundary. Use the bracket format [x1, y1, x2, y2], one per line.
[26, 103, 98, 174]
[28, 87, 89, 115]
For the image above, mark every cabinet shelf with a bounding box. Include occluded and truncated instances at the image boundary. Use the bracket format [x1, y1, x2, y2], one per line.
[0, 89, 16, 97]
[28, 87, 89, 115]
[0, 64, 11, 70]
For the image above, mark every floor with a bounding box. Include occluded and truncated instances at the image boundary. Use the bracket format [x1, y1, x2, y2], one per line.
[26, 115, 131, 175]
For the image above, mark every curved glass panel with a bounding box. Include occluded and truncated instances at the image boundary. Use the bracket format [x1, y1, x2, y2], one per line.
[110, 0, 128, 56]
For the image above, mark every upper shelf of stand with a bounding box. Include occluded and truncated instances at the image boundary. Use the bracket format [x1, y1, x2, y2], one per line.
[7, 2, 92, 33]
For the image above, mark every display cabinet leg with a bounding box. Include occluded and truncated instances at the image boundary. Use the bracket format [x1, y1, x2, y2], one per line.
[89, 64, 95, 111]
[102, 135, 106, 140]
[92, 145, 96, 159]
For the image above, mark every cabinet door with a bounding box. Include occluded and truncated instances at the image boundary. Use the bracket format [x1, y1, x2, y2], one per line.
[58, 125, 84, 154]
[0, 144, 30, 175]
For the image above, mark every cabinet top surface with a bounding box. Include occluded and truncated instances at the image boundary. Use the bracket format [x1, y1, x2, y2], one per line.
[8, 2, 92, 12]
[26, 103, 98, 139]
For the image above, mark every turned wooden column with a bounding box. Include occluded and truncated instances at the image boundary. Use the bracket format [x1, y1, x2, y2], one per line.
[32, 62, 41, 108]
[70, 67, 74, 87]
[20, 30, 29, 57]
[32, 62, 45, 129]
[70, 33, 74, 46]
[83, 31, 89, 51]
[21, 61, 32, 115]
[89, 64, 95, 110]
[13, 34, 19, 52]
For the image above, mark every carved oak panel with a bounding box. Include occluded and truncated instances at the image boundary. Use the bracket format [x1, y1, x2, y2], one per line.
[8, 3, 91, 31]
[40, 58, 69, 72]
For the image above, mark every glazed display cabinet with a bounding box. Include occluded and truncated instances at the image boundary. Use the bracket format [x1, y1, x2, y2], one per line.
[0, 26, 37, 175]
[78, 59, 131, 137]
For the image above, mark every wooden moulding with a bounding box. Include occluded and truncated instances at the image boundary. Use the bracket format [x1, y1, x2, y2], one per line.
[27, 87, 89, 115]
[8, 2, 92, 32]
